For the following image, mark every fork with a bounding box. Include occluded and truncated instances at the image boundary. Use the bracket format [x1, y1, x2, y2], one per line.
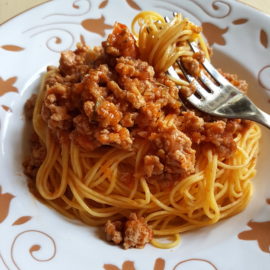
[165, 16, 270, 129]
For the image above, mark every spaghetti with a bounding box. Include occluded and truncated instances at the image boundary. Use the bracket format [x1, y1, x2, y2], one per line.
[24, 12, 261, 249]
[131, 11, 210, 73]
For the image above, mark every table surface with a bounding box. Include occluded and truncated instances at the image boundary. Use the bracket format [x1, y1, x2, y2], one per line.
[0, 0, 270, 24]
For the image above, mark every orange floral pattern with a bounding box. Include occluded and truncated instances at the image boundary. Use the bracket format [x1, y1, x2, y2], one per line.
[260, 29, 268, 48]
[81, 16, 113, 36]
[104, 258, 218, 270]
[0, 45, 24, 51]
[125, 0, 141, 10]
[104, 258, 165, 270]
[12, 216, 32, 226]
[99, 0, 109, 9]
[98, 0, 141, 10]
[0, 186, 14, 223]
[1, 105, 12, 112]
[201, 22, 228, 46]
[232, 18, 249, 25]
[104, 261, 135, 270]
[0, 185, 56, 269]
[0, 76, 18, 97]
[238, 220, 270, 253]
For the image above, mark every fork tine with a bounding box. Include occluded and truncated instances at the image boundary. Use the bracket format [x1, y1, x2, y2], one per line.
[176, 60, 211, 99]
[187, 93, 203, 105]
[167, 66, 181, 79]
[165, 14, 216, 101]
[164, 16, 170, 23]
[190, 80, 212, 100]
[199, 72, 222, 94]
[188, 41, 230, 86]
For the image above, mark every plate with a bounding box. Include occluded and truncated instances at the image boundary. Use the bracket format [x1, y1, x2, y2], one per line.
[0, 0, 270, 269]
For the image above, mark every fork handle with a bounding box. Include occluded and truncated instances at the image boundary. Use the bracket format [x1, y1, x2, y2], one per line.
[253, 109, 270, 129]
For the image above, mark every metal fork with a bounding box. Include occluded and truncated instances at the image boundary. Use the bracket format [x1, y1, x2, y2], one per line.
[165, 17, 270, 129]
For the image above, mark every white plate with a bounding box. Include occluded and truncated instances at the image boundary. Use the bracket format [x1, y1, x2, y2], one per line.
[0, 0, 270, 269]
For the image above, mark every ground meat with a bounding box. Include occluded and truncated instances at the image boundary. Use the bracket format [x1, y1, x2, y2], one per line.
[116, 56, 155, 80]
[83, 100, 95, 118]
[96, 100, 122, 127]
[24, 94, 37, 120]
[71, 115, 100, 151]
[179, 111, 205, 144]
[120, 112, 138, 127]
[144, 155, 164, 177]
[182, 56, 201, 77]
[23, 133, 46, 178]
[220, 70, 248, 93]
[39, 30, 193, 177]
[95, 125, 133, 150]
[105, 213, 153, 249]
[105, 220, 123, 244]
[150, 125, 195, 176]
[204, 120, 226, 144]
[59, 51, 76, 75]
[125, 79, 146, 109]
[102, 22, 139, 59]
[193, 51, 205, 63]
[179, 83, 196, 98]
[25, 22, 249, 181]
[123, 213, 153, 249]
[179, 111, 249, 158]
